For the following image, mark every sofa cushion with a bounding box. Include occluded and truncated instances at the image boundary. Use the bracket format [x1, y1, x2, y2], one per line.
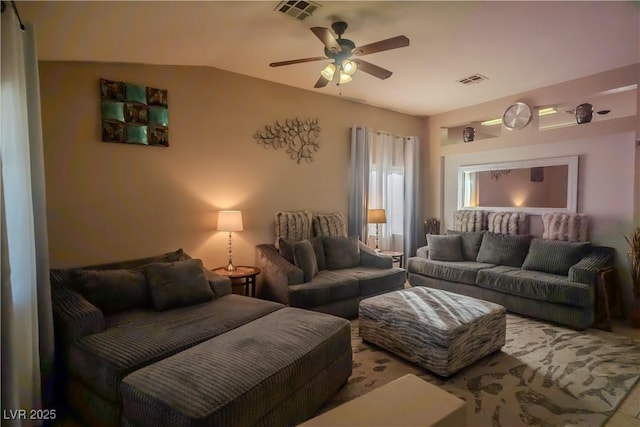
[323, 235, 360, 270]
[407, 257, 496, 285]
[522, 238, 591, 276]
[476, 232, 532, 268]
[446, 230, 486, 261]
[288, 271, 359, 308]
[120, 307, 351, 427]
[338, 266, 406, 296]
[146, 259, 213, 310]
[69, 295, 284, 402]
[427, 234, 463, 261]
[476, 266, 593, 308]
[50, 248, 189, 289]
[292, 240, 318, 282]
[70, 269, 149, 314]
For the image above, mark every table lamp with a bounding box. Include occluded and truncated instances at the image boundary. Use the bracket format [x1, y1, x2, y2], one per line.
[367, 209, 387, 252]
[217, 210, 243, 271]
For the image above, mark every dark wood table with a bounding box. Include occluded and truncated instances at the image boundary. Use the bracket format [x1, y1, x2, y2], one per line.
[380, 250, 404, 268]
[212, 266, 261, 298]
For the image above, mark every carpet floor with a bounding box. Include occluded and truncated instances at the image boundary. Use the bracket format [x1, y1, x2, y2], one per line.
[322, 314, 640, 427]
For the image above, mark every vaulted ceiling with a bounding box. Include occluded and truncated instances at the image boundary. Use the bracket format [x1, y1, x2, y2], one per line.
[19, 1, 640, 116]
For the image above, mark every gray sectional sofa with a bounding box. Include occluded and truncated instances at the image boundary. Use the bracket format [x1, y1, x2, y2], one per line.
[407, 231, 615, 329]
[256, 236, 406, 318]
[51, 249, 352, 427]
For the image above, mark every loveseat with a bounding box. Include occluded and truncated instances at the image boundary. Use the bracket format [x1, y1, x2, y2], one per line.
[256, 236, 406, 318]
[407, 231, 615, 329]
[51, 248, 352, 427]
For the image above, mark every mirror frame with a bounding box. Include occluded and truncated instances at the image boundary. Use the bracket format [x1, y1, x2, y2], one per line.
[457, 155, 579, 214]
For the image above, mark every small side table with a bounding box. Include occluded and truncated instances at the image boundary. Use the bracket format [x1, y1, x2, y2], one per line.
[212, 266, 261, 298]
[380, 250, 404, 268]
[593, 266, 619, 332]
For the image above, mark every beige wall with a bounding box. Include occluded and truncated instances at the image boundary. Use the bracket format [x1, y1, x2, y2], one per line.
[39, 61, 422, 268]
[424, 64, 639, 312]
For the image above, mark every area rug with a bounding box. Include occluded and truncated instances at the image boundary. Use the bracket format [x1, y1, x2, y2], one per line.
[322, 315, 640, 427]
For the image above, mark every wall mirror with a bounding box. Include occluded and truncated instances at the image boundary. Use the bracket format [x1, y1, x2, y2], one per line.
[457, 155, 578, 213]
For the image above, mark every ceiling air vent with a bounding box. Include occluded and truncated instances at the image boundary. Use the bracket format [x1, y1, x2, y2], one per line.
[457, 74, 489, 85]
[274, 1, 321, 21]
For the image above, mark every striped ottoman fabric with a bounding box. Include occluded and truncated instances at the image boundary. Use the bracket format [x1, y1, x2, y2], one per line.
[359, 287, 506, 377]
[120, 307, 352, 427]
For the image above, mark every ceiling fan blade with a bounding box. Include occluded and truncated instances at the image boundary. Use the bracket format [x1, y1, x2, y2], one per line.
[310, 27, 342, 53]
[314, 75, 330, 88]
[352, 35, 410, 56]
[352, 59, 393, 80]
[270, 56, 328, 67]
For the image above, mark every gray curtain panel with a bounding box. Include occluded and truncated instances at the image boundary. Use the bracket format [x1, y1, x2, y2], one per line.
[403, 136, 420, 258]
[348, 126, 370, 242]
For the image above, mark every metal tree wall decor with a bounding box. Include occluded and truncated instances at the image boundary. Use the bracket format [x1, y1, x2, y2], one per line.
[253, 118, 320, 164]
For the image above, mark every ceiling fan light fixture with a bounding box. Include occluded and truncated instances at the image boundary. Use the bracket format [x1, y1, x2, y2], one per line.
[320, 63, 336, 80]
[339, 71, 352, 85]
[342, 59, 357, 75]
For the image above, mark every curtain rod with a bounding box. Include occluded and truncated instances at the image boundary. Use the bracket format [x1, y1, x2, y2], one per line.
[1, 1, 26, 31]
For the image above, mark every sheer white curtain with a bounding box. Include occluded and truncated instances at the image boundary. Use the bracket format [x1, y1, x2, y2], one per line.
[369, 131, 405, 252]
[350, 128, 420, 257]
[1, 12, 54, 424]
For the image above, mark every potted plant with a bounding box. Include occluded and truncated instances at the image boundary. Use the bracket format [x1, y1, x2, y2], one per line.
[625, 226, 640, 327]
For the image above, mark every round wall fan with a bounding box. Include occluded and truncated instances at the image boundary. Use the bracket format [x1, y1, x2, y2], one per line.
[269, 21, 410, 88]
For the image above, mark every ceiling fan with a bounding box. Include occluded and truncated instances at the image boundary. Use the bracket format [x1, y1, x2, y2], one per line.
[269, 21, 410, 88]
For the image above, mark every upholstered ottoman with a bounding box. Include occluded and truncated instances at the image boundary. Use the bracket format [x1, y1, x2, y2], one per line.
[120, 308, 352, 427]
[359, 287, 506, 377]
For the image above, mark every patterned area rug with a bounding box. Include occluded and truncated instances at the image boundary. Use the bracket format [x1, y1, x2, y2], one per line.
[322, 315, 640, 427]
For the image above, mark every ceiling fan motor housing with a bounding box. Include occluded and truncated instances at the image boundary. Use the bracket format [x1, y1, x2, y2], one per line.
[331, 21, 348, 36]
[324, 38, 355, 61]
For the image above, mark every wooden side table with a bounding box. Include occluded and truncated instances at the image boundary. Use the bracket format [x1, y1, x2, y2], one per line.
[593, 266, 620, 332]
[212, 266, 261, 298]
[379, 250, 404, 268]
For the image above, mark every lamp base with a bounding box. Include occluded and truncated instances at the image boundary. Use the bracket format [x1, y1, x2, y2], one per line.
[226, 262, 236, 272]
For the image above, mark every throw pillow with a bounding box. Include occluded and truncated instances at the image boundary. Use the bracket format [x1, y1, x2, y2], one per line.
[426, 234, 464, 262]
[310, 236, 326, 270]
[278, 238, 296, 264]
[446, 230, 486, 261]
[313, 212, 347, 237]
[146, 259, 213, 311]
[279, 237, 326, 270]
[274, 210, 313, 248]
[70, 269, 149, 314]
[292, 240, 319, 282]
[323, 235, 360, 270]
[476, 232, 532, 268]
[522, 238, 591, 276]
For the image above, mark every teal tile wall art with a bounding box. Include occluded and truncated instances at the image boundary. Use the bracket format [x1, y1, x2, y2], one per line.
[100, 78, 169, 147]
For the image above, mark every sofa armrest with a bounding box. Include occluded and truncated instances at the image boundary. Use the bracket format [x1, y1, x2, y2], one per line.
[255, 244, 304, 304]
[416, 245, 429, 259]
[51, 282, 105, 344]
[568, 246, 615, 285]
[359, 243, 393, 269]
[204, 269, 232, 297]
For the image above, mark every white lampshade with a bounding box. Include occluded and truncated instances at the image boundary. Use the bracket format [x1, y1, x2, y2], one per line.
[367, 209, 387, 224]
[338, 71, 352, 84]
[342, 59, 357, 75]
[320, 63, 336, 80]
[217, 210, 243, 232]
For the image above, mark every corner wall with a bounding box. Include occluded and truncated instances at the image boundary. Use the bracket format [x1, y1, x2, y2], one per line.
[39, 61, 422, 268]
